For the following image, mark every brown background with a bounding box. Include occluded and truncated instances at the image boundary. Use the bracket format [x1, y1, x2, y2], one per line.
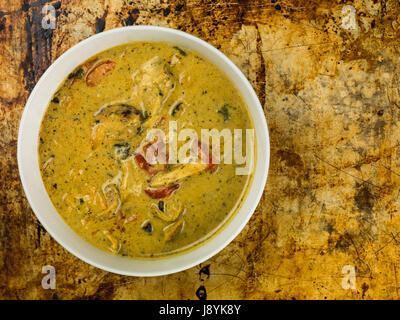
[1, 0, 400, 299]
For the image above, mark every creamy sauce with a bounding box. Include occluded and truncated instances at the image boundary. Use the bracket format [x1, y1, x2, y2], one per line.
[38, 42, 255, 258]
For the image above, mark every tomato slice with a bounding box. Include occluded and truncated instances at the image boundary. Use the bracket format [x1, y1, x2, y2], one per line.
[144, 184, 181, 199]
[135, 140, 168, 176]
[86, 60, 116, 87]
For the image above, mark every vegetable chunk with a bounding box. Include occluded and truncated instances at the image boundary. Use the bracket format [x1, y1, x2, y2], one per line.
[86, 60, 116, 87]
[144, 184, 181, 199]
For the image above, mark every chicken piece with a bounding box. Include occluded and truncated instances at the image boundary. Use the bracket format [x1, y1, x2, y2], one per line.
[163, 218, 184, 242]
[150, 163, 207, 187]
[103, 230, 120, 253]
[90, 187, 107, 211]
[63, 185, 109, 217]
[62, 193, 91, 215]
[151, 200, 184, 222]
[42, 155, 55, 174]
[120, 159, 143, 200]
[100, 198, 119, 216]
[124, 215, 138, 225]
[131, 57, 176, 123]
[137, 57, 175, 94]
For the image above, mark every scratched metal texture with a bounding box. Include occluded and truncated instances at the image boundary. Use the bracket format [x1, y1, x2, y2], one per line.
[1, 0, 400, 299]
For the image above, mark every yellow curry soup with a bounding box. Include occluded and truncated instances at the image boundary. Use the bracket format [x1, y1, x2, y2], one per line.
[38, 42, 255, 258]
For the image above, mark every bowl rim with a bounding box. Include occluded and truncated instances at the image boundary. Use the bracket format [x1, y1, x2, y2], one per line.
[17, 25, 270, 276]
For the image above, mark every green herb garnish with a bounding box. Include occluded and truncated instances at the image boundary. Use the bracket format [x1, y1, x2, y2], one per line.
[217, 104, 231, 122]
[173, 46, 187, 56]
[113, 142, 131, 160]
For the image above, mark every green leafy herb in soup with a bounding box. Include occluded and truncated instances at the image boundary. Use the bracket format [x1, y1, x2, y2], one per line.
[38, 42, 255, 258]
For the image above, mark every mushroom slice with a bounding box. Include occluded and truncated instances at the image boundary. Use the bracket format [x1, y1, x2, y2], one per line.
[94, 103, 145, 122]
[163, 218, 184, 242]
[150, 163, 207, 187]
[100, 171, 122, 216]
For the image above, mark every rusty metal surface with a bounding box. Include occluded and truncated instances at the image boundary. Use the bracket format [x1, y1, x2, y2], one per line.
[1, 0, 400, 299]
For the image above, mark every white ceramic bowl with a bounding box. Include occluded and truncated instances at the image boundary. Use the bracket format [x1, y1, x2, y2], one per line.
[18, 26, 270, 276]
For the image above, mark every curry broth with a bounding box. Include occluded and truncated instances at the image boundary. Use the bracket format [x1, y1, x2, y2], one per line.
[38, 42, 255, 258]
